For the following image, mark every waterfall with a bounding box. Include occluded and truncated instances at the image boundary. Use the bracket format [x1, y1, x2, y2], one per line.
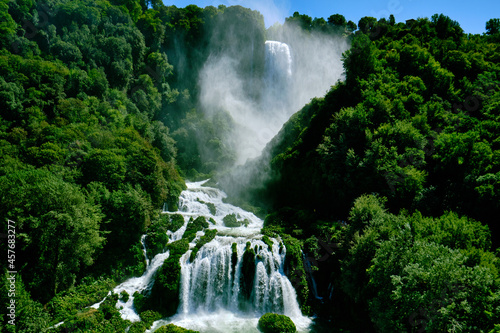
[264, 40, 292, 87]
[262, 41, 293, 119]
[146, 180, 312, 332]
[178, 237, 302, 318]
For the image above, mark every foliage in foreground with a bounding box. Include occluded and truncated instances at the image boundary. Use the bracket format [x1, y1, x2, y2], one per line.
[257, 313, 297, 333]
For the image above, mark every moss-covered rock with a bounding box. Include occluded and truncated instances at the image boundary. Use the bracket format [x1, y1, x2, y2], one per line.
[149, 239, 190, 316]
[257, 313, 296, 333]
[155, 323, 200, 333]
[190, 229, 217, 261]
[183, 216, 209, 241]
[133, 291, 147, 313]
[197, 198, 217, 215]
[281, 234, 310, 314]
[128, 321, 147, 333]
[262, 226, 310, 314]
[223, 214, 250, 228]
[223, 213, 240, 227]
[119, 290, 129, 302]
[134, 239, 190, 317]
[167, 238, 190, 256]
[168, 214, 185, 232]
[149, 255, 183, 316]
[139, 310, 162, 328]
[240, 241, 256, 302]
[261, 235, 274, 251]
[231, 242, 238, 282]
[146, 215, 170, 260]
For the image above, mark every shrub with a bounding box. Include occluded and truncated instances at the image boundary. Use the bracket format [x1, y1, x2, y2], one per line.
[190, 229, 217, 261]
[261, 235, 274, 250]
[139, 310, 162, 328]
[155, 323, 199, 332]
[223, 214, 249, 227]
[146, 216, 170, 259]
[168, 214, 185, 232]
[120, 290, 129, 302]
[182, 216, 208, 241]
[257, 313, 296, 333]
[240, 242, 256, 301]
[223, 213, 240, 227]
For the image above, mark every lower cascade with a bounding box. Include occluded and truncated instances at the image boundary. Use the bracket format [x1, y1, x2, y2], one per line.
[110, 180, 311, 332]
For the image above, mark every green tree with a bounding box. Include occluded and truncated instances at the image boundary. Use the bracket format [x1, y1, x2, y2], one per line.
[328, 14, 346, 27]
[357, 16, 377, 34]
[486, 18, 500, 35]
[81, 149, 127, 190]
[0, 0, 16, 48]
[0, 169, 104, 302]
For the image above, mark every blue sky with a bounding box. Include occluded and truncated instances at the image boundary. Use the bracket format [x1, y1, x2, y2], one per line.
[162, 0, 500, 34]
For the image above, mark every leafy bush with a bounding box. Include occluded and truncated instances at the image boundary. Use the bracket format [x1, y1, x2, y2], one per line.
[168, 214, 186, 232]
[257, 313, 296, 333]
[139, 310, 162, 328]
[146, 215, 170, 259]
[261, 235, 274, 250]
[190, 229, 217, 261]
[223, 213, 240, 227]
[223, 214, 250, 227]
[155, 324, 199, 333]
[182, 216, 209, 241]
[240, 242, 256, 301]
[46, 277, 116, 323]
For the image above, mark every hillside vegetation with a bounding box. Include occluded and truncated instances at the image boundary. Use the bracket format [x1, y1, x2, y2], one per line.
[1, 0, 499, 332]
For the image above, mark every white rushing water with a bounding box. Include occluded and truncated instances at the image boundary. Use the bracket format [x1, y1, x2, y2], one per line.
[264, 40, 293, 94]
[105, 180, 311, 332]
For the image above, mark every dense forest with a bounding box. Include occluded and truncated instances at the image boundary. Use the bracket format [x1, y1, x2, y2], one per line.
[0, 0, 499, 332]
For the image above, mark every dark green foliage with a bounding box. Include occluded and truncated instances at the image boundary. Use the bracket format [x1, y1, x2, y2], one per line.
[155, 324, 200, 333]
[167, 238, 190, 257]
[240, 242, 256, 302]
[139, 310, 162, 328]
[133, 291, 147, 313]
[231, 242, 238, 281]
[182, 216, 209, 241]
[119, 290, 129, 303]
[261, 235, 274, 250]
[0, 0, 187, 312]
[486, 18, 500, 35]
[46, 277, 116, 323]
[0, 169, 104, 302]
[54, 293, 130, 332]
[197, 198, 217, 215]
[223, 213, 250, 227]
[340, 195, 500, 332]
[223, 213, 240, 227]
[145, 215, 170, 259]
[190, 229, 217, 261]
[257, 313, 296, 333]
[280, 234, 310, 314]
[148, 251, 184, 316]
[168, 214, 186, 232]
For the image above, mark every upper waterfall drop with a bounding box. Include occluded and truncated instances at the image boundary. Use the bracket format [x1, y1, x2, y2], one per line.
[264, 41, 293, 83]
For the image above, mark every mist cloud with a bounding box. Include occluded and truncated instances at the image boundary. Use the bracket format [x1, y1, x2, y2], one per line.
[198, 23, 349, 166]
